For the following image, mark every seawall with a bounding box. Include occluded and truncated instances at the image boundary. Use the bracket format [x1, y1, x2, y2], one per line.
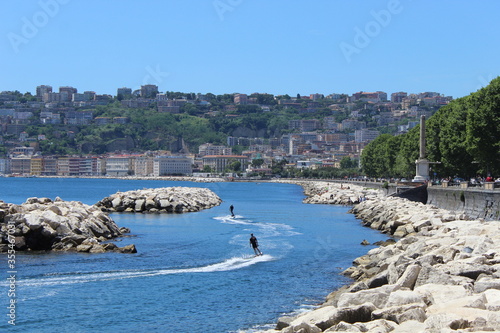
[306, 179, 500, 221]
[427, 184, 500, 220]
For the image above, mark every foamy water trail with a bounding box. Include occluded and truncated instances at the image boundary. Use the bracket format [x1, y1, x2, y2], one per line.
[214, 215, 301, 236]
[5, 254, 274, 288]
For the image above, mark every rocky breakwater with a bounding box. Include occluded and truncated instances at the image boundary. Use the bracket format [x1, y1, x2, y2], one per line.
[264, 196, 500, 332]
[0, 197, 136, 254]
[96, 186, 222, 213]
[273, 180, 383, 205]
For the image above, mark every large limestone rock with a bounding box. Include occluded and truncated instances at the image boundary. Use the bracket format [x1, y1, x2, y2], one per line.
[0, 197, 135, 253]
[96, 186, 222, 213]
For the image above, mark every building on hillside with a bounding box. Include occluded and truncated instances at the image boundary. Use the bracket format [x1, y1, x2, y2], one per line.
[341, 119, 366, 130]
[289, 119, 301, 130]
[117, 87, 132, 97]
[36, 85, 52, 99]
[301, 119, 320, 131]
[121, 99, 153, 108]
[154, 155, 193, 176]
[354, 129, 380, 143]
[156, 93, 168, 101]
[234, 94, 248, 105]
[72, 93, 89, 102]
[9, 146, 35, 158]
[391, 92, 408, 103]
[113, 117, 129, 124]
[65, 111, 93, 125]
[323, 117, 339, 131]
[198, 143, 232, 156]
[59, 86, 77, 102]
[158, 105, 180, 113]
[140, 85, 158, 98]
[0, 108, 15, 118]
[202, 155, 248, 173]
[95, 117, 111, 125]
[351, 91, 387, 102]
[40, 111, 61, 124]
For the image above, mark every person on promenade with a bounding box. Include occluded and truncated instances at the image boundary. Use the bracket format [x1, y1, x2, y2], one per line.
[249, 233, 263, 256]
[230, 204, 235, 217]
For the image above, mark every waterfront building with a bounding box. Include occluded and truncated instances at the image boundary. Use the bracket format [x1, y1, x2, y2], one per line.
[41, 157, 57, 176]
[105, 156, 133, 177]
[57, 157, 70, 176]
[11, 157, 31, 175]
[30, 157, 43, 175]
[202, 155, 248, 173]
[0, 158, 11, 174]
[154, 155, 193, 176]
[135, 156, 154, 176]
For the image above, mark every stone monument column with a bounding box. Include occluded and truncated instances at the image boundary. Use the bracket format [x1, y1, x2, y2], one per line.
[413, 115, 430, 182]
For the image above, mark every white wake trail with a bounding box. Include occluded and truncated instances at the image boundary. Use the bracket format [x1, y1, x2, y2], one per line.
[12, 254, 275, 288]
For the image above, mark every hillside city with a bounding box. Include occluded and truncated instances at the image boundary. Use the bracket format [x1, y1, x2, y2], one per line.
[0, 84, 453, 178]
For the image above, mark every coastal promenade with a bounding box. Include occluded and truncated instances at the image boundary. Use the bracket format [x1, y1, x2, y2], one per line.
[262, 180, 500, 332]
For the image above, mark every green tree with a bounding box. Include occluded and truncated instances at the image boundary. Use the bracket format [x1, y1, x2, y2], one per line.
[361, 134, 396, 177]
[340, 156, 357, 169]
[466, 77, 500, 175]
[225, 159, 241, 172]
[393, 129, 419, 178]
[251, 159, 264, 168]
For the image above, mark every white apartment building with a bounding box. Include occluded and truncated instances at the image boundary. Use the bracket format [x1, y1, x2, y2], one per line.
[198, 143, 232, 156]
[154, 156, 193, 176]
[135, 157, 154, 176]
[354, 129, 380, 143]
[106, 156, 133, 177]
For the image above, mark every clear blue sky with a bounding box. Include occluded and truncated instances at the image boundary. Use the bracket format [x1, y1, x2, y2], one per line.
[1, 0, 499, 99]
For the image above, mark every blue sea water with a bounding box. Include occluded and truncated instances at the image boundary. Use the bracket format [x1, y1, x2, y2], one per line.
[0, 178, 384, 332]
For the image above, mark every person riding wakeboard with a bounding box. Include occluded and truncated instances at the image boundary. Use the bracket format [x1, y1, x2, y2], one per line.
[230, 204, 235, 217]
[249, 233, 263, 256]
